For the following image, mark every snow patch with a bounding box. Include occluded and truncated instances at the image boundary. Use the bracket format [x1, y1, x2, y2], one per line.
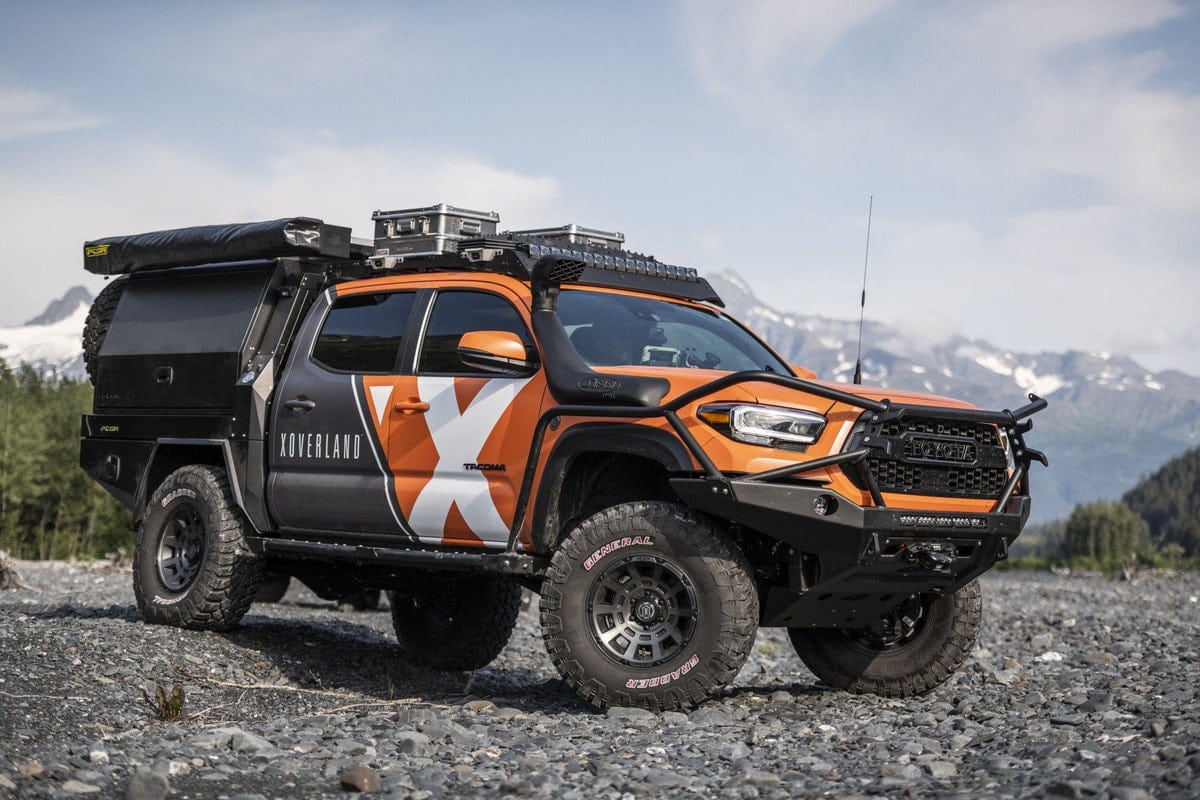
[721, 273, 752, 294]
[0, 302, 88, 377]
[752, 306, 782, 323]
[1012, 366, 1066, 397]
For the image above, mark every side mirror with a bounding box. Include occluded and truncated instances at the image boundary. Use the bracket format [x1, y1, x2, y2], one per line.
[791, 364, 818, 380]
[457, 331, 539, 376]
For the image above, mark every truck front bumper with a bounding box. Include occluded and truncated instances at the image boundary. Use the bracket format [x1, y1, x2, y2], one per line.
[670, 476, 1029, 629]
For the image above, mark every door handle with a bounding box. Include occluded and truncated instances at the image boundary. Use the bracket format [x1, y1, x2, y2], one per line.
[393, 399, 430, 415]
[284, 397, 317, 413]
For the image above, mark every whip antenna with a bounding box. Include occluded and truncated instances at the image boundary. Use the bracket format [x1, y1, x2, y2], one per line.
[852, 195, 873, 385]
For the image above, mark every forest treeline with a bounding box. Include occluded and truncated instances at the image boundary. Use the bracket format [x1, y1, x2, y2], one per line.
[0, 365, 129, 559]
[1014, 444, 1200, 570]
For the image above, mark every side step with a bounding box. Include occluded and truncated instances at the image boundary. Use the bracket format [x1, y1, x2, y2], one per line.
[247, 537, 548, 578]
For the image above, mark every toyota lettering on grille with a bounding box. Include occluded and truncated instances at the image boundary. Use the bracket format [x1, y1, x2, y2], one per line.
[906, 437, 976, 464]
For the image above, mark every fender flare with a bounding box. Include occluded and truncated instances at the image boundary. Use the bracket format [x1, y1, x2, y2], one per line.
[133, 439, 253, 530]
[530, 422, 693, 552]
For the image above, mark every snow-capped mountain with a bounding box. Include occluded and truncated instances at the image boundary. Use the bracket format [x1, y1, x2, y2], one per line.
[710, 272, 1200, 522]
[0, 286, 91, 379]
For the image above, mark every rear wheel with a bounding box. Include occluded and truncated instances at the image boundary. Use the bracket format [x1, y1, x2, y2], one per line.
[389, 575, 522, 670]
[133, 465, 262, 631]
[540, 501, 758, 710]
[789, 580, 982, 696]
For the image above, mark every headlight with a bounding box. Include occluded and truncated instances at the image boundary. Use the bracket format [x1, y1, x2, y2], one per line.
[698, 404, 827, 449]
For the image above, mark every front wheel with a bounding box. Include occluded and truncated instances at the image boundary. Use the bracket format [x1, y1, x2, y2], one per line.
[789, 580, 982, 697]
[540, 501, 758, 710]
[133, 465, 262, 631]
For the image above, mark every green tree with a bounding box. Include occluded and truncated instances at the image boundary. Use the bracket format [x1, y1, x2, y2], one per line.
[0, 364, 130, 560]
[1064, 500, 1147, 569]
[1124, 446, 1200, 557]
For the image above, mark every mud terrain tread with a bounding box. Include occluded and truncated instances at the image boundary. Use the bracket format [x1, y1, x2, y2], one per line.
[790, 580, 982, 697]
[540, 501, 758, 711]
[133, 465, 262, 632]
[390, 576, 523, 671]
[82, 277, 127, 385]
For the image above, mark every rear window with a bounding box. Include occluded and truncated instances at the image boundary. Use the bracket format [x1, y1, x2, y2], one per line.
[312, 292, 416, 373]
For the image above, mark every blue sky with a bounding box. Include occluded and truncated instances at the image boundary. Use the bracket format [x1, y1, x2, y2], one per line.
[2, 1, 1198, 373]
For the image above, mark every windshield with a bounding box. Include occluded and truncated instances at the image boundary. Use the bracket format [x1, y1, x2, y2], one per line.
[557, 289, 789, 373]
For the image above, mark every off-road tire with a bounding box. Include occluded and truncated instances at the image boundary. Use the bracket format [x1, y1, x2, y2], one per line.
[133, 465, 262, 631]
[789, 580, 982, 697]
[254, 573, 291, 604]
[540, 501, 758, 710]
[389, 576, 522, 670]
[82, 277, 127, 384]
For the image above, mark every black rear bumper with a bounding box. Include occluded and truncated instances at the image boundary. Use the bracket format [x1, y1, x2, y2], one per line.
[671, 476, 1029, 629]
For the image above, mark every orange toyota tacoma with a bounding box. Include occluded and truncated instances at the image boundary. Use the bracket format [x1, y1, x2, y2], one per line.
[79, 204, 1046, 709]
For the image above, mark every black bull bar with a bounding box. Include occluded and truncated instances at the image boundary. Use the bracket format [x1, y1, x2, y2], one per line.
[508, 370, 1048, 629]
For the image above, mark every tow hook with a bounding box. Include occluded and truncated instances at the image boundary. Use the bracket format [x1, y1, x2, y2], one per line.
[906, 542, 956, 573]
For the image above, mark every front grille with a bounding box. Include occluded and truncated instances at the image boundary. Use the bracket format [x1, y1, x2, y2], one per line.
[864, 458, 1008, 497]
[847, 416, 1010, 500]
[880, 418, 999, 446]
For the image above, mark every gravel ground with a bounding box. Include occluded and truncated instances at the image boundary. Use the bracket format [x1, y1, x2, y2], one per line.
[1, 560, 1198, 800]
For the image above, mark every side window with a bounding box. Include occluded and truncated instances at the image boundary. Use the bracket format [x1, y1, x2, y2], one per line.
[419, 290, 534, 374]
[312, 292, 416, 373]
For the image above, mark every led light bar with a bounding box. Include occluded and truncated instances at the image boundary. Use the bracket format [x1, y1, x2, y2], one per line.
[526, 242, 700, 282]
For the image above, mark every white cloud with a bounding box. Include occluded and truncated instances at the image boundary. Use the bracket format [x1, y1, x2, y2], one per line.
[674, 0, 1200, 374]
[0, 138, 558, 324]
[0, 79, 105, 142]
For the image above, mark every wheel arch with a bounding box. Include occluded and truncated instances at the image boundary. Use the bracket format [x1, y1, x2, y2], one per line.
[530, 423, 694, 552]
[135, 440, 248, 528]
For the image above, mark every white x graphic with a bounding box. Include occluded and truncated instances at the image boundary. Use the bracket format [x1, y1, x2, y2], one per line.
[408, 376, 530, 543]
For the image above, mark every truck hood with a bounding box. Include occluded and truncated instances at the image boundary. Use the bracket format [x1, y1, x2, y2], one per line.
[600, 368, 978, 413]
[801, 379, 979, 411]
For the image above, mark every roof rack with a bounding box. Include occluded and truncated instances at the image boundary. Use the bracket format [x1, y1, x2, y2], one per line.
[82, 203, 724, 306]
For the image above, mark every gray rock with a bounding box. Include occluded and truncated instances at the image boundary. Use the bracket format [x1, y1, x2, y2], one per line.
[926, 761, 957, 779]
[605, 705, 656, 720]
[691, 707, 736, 727]
[730, 770, 783, 789]
[1108, 788, 1152, 800]
[60, 780, 101, 794]
[394, 731, 430, 757]
[1159, 744, 1187, 760]
[1031, 633, 1054, 650]
[124, 767, 168, 800]
[721, 741, 752, 761]
[643, 768, 683, 788]
[339, 765, 382, 793]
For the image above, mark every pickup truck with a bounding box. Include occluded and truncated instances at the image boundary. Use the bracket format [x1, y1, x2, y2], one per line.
[80, 204, 1046, 709]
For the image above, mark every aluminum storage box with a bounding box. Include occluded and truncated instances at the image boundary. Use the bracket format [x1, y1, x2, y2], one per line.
[371, 204, 500, 259]
[509, 223, 625, 249]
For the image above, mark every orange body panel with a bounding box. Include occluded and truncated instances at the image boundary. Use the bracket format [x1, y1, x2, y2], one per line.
[329, 272, 1010, 551]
